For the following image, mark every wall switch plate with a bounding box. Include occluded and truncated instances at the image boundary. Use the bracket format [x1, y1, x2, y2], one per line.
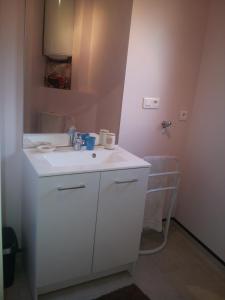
[179, 110, 188, 121]
[143, 97, 160, 109]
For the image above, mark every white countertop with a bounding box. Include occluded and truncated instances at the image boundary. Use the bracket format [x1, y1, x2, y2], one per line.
[23, 146, 150, 177]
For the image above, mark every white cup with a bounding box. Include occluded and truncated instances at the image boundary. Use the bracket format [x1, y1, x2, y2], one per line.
[104, 133, 116, 150]
[99, 129, 109, 145]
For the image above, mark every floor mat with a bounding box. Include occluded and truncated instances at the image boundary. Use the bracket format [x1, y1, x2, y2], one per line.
[93, 284, 150, 300]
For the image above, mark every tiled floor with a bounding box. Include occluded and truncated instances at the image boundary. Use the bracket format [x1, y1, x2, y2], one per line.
[4, 222, 225, 300]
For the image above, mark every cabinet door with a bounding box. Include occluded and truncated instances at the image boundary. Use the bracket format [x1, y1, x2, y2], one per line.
[36, 172, 100, 288]
[93, 168, 149, 273]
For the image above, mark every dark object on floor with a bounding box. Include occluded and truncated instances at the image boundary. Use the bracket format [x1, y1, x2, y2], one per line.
[2, 227, 18, 288]
[93, 284, 150, 300]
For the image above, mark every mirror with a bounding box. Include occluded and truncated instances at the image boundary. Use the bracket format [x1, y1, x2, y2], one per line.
[24, 0, 133, 136]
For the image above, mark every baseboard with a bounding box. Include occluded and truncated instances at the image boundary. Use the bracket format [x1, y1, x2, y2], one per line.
[172, 218, 225, 266]
[37, 263, 134, 296]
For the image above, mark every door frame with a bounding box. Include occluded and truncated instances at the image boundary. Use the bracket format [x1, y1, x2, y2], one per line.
[0, 152, 3, 299]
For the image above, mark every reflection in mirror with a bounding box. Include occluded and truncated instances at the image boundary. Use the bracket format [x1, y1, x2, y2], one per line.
[24, 0, 133, 136]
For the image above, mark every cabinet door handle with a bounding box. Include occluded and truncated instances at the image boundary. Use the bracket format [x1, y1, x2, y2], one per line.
[114, 179, 138, 184]
[57, 184, 86, 191]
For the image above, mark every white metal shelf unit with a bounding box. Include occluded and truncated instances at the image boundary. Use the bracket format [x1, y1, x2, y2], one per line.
[140, 156, 180, 255]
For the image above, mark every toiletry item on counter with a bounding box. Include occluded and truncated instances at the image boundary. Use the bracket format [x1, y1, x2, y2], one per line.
[80, 133, 90, 150]
[89, 133, 99, 145]
[36, 144, 56, 153]
[104, 133, 116, 150]
[99, 129, 109, 146]
[86, 136, 96, 150]
[73, 134, 83, 151]
[80, 133, 90, 142]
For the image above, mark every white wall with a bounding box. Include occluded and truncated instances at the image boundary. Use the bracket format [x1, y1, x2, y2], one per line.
[0, 3, 5, 295]
[0, 142, 3, 297]
[119, 0, 209, 158]
[176, 0, 225, 261]
[0, 0, 25, 245]
[0, 156, 3, 299]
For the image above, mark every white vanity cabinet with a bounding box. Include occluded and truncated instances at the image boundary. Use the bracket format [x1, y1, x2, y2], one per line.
[23, 148, 149, 298]
[36, 173, 100, 288]
[93, 168, 149, 273]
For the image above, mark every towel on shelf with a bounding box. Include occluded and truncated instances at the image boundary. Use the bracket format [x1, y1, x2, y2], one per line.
[143, 175, 167, 232]
[144, 193, 165, 232]
[143, 156, 173, 232]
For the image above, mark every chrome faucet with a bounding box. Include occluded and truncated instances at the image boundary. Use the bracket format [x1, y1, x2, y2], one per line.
[67, 127, 83, 151]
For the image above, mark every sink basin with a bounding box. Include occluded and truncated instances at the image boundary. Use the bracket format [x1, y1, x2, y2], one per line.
[24, 145, 150, 176]
[44, 149, 126, 167]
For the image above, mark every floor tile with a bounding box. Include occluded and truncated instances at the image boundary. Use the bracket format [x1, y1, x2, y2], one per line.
[4, 222, 225, 300]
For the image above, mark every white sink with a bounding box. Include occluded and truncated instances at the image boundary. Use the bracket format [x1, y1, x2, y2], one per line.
[24, 145, 150, 176]
[44, 148, 126, 167]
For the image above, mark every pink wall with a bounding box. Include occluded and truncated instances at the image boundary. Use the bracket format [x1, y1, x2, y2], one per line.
[24, 0, 132, 135]
[119, 0, 209, 158]
[176, 0, 225, 261]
